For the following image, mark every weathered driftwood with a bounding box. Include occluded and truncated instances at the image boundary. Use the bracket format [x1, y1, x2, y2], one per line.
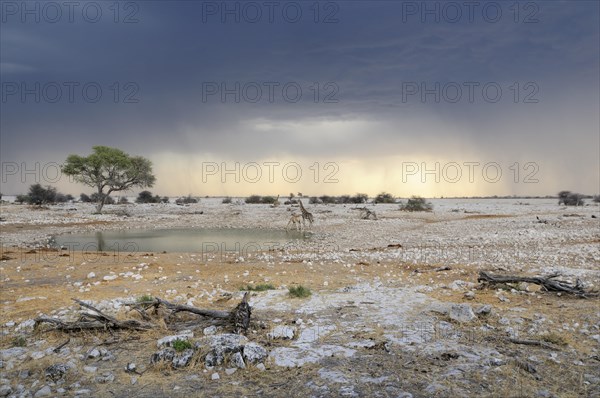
[153, 298, 231, 319]
[52, 338, 70, 353]
[478, 271, 597, 298]
[35, 299, 154, 332]
[35, 295, 253, 334]
[508, 338, 558, 350]
[414, 266, 452, 274]
[231, 292, 251, 334]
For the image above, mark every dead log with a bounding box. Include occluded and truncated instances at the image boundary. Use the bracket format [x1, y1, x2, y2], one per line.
[53, 338, 70, 353]
[35, 294, 252, 335]
[414, 266, 452, 274]
[231, 292, 251, 334]
[35, 299, 155, 332]
[478, 271, 597, 298]
[153, 298, 231, 319]
[508, 338, 558, 350]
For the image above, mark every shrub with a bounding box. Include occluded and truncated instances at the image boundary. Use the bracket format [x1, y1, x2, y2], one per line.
[175, 195, 198, 204]
[260, 196, 277, 204]
[90, 193, 115, 204]
[373, 192, 395, 204]
[15, 194, 28, 204]
[558, 191, 584, 206]
[119, 196, 129, 204]
[136, 294, 154, 303]
[309, 196, 321, 204]
[171, 339, 193, 352]
[80, 193, 91, 203]
[136, 190, 162, 204]
[245, 195, 261, 204]
[12, 336, 27, 347]
[54, 193, 73, 203]
[288, 285, 311, 298]
[594, 195, 600, 203]
[161, 196, 170, 203]
[318, 195, 337, 204]
[399, 196, 433, 212]
[244, 195, 280, 204]
[27, 184, 56, 204]
[240, 283, 275, 292]
[222, 196, 232, 204]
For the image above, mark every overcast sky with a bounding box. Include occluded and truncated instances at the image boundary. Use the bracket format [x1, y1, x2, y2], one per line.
[1, 1, 598, 197]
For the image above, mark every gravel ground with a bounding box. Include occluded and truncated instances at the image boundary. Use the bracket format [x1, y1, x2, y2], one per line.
[0, 199, 598, 397]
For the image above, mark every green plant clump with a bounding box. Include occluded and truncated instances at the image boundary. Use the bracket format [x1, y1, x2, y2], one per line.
[12, 336, 27, 347]
[172, 339, 193, 352]
[399, 196, 433, 212]
[288, 285, 312, 298]
[137, 294, 154, 303]
[241, 283, 276, 292]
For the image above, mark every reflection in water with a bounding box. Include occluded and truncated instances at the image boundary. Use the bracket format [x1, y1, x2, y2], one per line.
[52, 228, 309, 254]
[95, 231, 106, 252]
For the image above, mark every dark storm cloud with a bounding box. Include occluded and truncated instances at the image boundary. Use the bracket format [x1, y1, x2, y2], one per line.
[1, 0, 598, 194]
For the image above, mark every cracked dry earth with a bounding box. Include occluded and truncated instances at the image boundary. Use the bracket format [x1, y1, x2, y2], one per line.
[0, 199, 599, 397]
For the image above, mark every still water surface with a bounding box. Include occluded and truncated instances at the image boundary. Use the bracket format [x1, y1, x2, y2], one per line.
[51, 228, 308, 253]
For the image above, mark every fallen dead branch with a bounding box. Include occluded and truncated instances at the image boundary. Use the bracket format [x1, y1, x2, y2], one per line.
[35, 299, 154, 332]
[508, 338, 558, 350]
[53, 338, 70, 353]
[35, 294, 253, 334]
[414, 266, 452, 274]
[478, 271, 597, 298]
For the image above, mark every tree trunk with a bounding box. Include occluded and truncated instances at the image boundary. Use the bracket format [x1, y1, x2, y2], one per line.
[95, 189, 112, 214]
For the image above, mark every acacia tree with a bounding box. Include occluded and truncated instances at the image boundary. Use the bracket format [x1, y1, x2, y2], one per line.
[62, 146, 156, 213]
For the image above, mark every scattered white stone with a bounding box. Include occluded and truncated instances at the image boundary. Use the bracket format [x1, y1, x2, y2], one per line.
[157, 331, 194, 348]
[211, 372, 220, 380]
[203, 326, 217, 336]
[87, 272, 96, 279]
[268, 325, 296, 340]
[449, 304, 476, 323]
[34, 386, 52, 397]
[103, 275, 117, 281]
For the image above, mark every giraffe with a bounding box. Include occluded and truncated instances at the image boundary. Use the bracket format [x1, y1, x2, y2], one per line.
[272, 195, 280, 207]
[297, 200, 314, 228]
[286, 213, 303, 231]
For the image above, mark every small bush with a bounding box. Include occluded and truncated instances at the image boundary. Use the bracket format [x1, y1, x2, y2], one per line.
[241, 283, 275, 292]
[288, 285, 311, 298]
[12, 336, 27, 347]
[161, 196, 170, 203]
[399, 196, 433, 212]
[245, 195, 278, 204]
[558, 191, 584, 206]
[171, 339, 193, 352]
[260, 196, 277, 204]
[245, 195, 262, 204]
[175, 195, 198, 205]
[136, 190, 161, 204]
[15, 194, 28, 204]
[309, 196, 321, 204]
[373, 192, 396, 204]
[90, 193, 115, 204]
[118, 196, 129, 204]
[593, 195, 600, 203]
[319, 195, 337, 204]
[136, 294, 154, 303]
[222, 196, 232, 204]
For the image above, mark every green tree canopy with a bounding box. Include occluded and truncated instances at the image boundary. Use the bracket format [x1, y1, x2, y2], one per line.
[62, 146, 156, 213]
